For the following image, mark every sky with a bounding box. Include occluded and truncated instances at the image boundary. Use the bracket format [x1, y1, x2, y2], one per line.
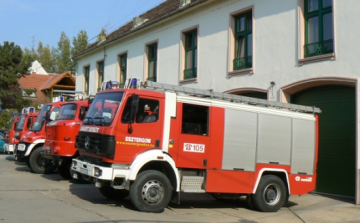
[0, 0, 165, 50]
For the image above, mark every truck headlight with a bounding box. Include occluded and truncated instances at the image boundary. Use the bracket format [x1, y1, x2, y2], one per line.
[94, 167, 102, 177]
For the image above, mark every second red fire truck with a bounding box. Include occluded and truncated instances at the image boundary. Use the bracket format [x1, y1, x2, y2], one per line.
[71, 79, 320, 213]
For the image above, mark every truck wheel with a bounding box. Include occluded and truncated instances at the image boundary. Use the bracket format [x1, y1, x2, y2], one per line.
[58, 161, 72, 179]
[25, 157, 32, 170]
[130, 170, 172, 213]
[29, 147, 57, 174]
[251, 175, 286, 212]
[99, 186, 129, 200]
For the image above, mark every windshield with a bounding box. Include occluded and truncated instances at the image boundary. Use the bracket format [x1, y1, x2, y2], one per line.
[32, 105, 52, 131]
[58, 104, 77, 120]
[4, 118, 15, 131]
[15, 114, 27, 131]
[83, 92, 123, 126]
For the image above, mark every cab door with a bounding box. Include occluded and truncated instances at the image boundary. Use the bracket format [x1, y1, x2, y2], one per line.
[169, 102, 211, 169]
[115, 95, 163, 163]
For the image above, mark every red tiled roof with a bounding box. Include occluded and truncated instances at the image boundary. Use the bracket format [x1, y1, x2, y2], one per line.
[74, 0, 207, 58]
[18, 73, 54, 103]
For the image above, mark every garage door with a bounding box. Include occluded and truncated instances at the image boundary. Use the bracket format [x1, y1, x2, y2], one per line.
[291, 85, 355, 197]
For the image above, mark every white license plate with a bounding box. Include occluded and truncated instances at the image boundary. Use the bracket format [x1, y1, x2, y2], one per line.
[79, 167, 88, 175]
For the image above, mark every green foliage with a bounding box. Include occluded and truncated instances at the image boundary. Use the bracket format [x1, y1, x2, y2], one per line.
[0, 109, 16, 130]
[23, 88, 37, 96]
[72, 30, 88, 56]
[36, 42, 56, 73]
[97, 28, 107, 42]
[0, 41, 31, 110]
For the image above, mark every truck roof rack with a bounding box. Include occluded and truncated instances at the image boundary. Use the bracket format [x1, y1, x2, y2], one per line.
[142, 81, 321, 114]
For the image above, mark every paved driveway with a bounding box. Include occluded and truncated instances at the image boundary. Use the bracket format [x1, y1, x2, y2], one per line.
[0, 154, 359, 223]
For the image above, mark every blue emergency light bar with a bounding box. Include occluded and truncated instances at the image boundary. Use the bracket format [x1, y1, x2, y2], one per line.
[59, 96, 64, 102]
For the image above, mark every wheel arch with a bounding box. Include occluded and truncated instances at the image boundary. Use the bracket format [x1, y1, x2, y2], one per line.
[253, 168, 290, 194]
[24, 139, 45, 156]
[128, 149, 180, 191]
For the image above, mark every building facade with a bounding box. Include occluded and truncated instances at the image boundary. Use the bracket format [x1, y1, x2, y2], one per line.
[74, 0, 360, 204]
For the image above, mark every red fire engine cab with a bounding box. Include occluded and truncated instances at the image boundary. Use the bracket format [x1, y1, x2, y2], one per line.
[4, 115, 20, 154]
[42, 99, 90, 181]
[17, 100, 64, 173]
[13, 107, 38, 160]
[72, 80, 320, 213]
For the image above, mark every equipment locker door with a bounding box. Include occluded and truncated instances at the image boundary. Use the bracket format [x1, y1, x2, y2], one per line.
[170, 102, 211, 169]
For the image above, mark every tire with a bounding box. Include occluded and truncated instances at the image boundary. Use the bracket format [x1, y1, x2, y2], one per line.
[25, 157, 32, 170]
[130, 170, 172, 213]
[246, 195, 255, 210]
[29, 147, 57, 174]
[58, 161, 72, 179]
[251, 175, 287, 212]
[99, 185, 129, 200]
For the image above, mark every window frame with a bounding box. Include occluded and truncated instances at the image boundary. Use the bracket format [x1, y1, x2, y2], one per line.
[118, 53, 127, 88]
[179, 25, 199, 84]
[298, 0, 335, 65]
[184, 29, 197, 80]
[146, 42, 158, 82]
[228, 7, 254, 77]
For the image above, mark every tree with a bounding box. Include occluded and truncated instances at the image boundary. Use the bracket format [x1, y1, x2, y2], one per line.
[54, 31, 72, 73]
[36, 41, 55, 73]
[71, 30, 88, 74]
[0, 41, 30, 110]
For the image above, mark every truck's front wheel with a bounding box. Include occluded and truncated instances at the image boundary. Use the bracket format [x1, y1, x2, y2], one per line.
[130, 170, 172, 213]
[58, 161, 72, 179]
[29, 147, 57, 174]
[251, 175, 286, 212]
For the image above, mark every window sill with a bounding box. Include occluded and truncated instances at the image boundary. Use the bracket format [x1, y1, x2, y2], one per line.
[179, 78, 197, 84]
[298, 53, 335, 66]
[228, 68, 253, 77]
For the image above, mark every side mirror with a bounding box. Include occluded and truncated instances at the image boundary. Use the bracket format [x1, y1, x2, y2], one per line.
[80, 106, 86, 120]
[130, 94, 139, 121]
[45, 111, 52, 122]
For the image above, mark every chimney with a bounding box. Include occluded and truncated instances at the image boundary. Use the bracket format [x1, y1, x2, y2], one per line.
[132, 16, 149, 29]
[179, 0, 191, 8]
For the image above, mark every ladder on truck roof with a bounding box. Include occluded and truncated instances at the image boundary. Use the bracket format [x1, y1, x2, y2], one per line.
[141, 81, 321, 114]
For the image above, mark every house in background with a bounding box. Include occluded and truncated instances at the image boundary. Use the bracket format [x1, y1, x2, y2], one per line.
[73, 0, 360, 204]
[18, 72, 76, 106]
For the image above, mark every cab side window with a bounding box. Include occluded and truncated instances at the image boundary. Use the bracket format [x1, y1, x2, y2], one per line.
[121, 97, 159, 124]
[181, 103, 209, 135]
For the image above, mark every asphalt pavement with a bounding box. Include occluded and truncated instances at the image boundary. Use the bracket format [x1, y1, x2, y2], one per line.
[0, 153, 359, 223]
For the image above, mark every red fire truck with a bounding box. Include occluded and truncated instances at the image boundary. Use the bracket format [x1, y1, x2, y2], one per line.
[17, 101, 64, 173]
[42, 99, 90, 181]
[71, 80, 320, 213]
[13, 107, 38, 161]
[4, 115, 20, 154]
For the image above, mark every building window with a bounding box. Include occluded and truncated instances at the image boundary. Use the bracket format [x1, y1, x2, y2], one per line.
[119, 54, 127, 88]
[181, 103, 209, 136]
[147, 43, 157, 82]
[234, 11, 252, 70]
[21, 89, 37, 98]
[84, 66, 89, 95]
[97, 61, 104, 92]
[304, 0, 333, 58]
[184, 30, 197, 80]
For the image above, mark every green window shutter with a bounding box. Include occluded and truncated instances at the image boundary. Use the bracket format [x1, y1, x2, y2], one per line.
[304, 0, 333, 57]
[234, 11, 252, 70]
[84, 66, 89, 95]
[184, 30, 197, 79]
[147, 43, 157, 82]
[119, 54, 127, 88]
[97, 61, 104, 92]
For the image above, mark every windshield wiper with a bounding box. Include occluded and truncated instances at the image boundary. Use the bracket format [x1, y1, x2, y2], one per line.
[94, 117, 105, 126]
[84, 117, 93, 125]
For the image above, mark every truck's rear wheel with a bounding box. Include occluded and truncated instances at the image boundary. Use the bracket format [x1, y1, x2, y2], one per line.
[58, 161, 72, 179]
[29, 147, 57, 174]
[130, 170, 172, 213]
[251, 175, 286, 212]
[99, 185, 129, 200]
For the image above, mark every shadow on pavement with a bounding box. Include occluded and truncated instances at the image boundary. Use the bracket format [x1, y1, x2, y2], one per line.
[310, 192, 355, 204]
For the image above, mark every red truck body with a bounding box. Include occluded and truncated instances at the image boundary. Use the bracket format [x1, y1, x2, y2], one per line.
[4, 116, 20, 154]
[42, 100, 90, 180]
[16, 101, 65, 173]
[71, 80, 320, 213]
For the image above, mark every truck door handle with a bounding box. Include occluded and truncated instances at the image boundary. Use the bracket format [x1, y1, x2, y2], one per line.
[169, 139, 174, 144]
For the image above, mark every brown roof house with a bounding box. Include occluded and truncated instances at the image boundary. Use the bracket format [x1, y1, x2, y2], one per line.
[18, 72, 75, 106]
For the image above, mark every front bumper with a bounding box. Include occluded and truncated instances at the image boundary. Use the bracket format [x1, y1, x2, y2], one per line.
[4, 144, 14, 153]
[16, 143, 28, 160]
[71, 158, 130, 188]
